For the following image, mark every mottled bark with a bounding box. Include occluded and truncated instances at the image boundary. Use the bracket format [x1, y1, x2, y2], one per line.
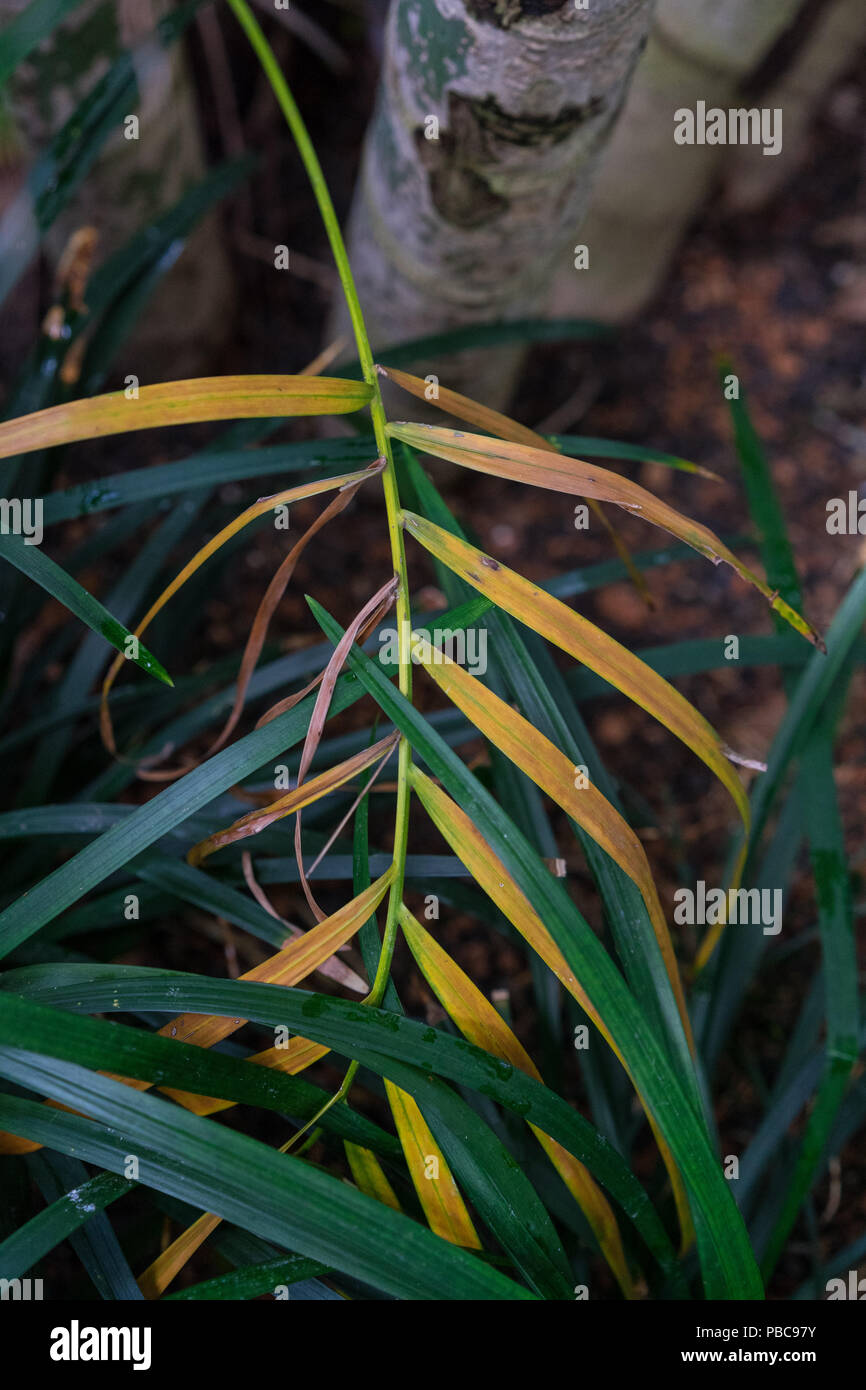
[549, 0, 805, 323]
[0, 0, 233, 375]
[340, 0, 655, 405]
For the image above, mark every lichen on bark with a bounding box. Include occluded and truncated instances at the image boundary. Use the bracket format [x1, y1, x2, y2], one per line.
[339, 0, 654, 404]
[465, 0, 572, 28]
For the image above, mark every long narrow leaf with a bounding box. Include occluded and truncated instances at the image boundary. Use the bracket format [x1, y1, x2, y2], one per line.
[400, 513, 752, 850]
[0, 1169, 131, 1279]
[0, 377, 373, 461]
[0, 962, 685, 1288]
[390, 424, 822, 649]
[0, 532, 171, 685]
[384, 1082, 480, 1249]
[306, 603, 761, 1297]
[412, 636, 691, 1047]
[0, 1056, 532, 1301]
[400, 906, 636, 1297]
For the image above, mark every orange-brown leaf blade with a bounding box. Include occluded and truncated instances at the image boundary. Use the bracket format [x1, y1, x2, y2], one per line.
[138, 1213, 221, 1299]
[409, 765, 694, 1250]
[100, 461, 385, 754]
[399, 906, 636, 1297]
[384, 1080, 481, 1248]
[412, 636, 691, 1048]
[0, 376, 373, 459]
[379, 363, 551, 450]
[0, 871, 385, 1145]
[380, 365, 654, 605]
[402, 511, 751, 839]
[186, 734, 398, 867]
[158, 871, 393, 1054]
[379, 362, 719, 477]
[392, 424, 822, 648]
[344, 1142, 402, 1212]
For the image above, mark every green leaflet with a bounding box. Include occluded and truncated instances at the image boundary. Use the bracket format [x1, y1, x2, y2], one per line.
[0, 1052, 532, 1302]
[308, 598, 762, 1299]
[0, 967, 682, 1288]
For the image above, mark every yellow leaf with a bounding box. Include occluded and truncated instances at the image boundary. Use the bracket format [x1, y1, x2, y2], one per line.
[402, 512, 751, 855]
[384, 1081, 481, 1248]
[154, 871, 392, 1055]
[410, 765, 694, 1251]
[381, 364, 655, 605]
[344, 1142, 402, 1211]
[138, 1212, 222, 1300]
[399, 906, 636, 1297]
[0, 375, 373, 459]
[379, 363, 719, 478]
[412, 636, 692, 1049]
[391, 423, 823, 649]
[379, 364, 553, 450]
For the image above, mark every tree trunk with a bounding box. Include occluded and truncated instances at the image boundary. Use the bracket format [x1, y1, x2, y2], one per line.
[0, 0, 233, 376]
[549, 0, 804, 323]
[724, 0, 866, 212]
[339, 0, 655, 407]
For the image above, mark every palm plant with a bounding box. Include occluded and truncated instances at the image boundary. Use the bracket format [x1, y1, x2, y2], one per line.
[0, 0, 861, 1302]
